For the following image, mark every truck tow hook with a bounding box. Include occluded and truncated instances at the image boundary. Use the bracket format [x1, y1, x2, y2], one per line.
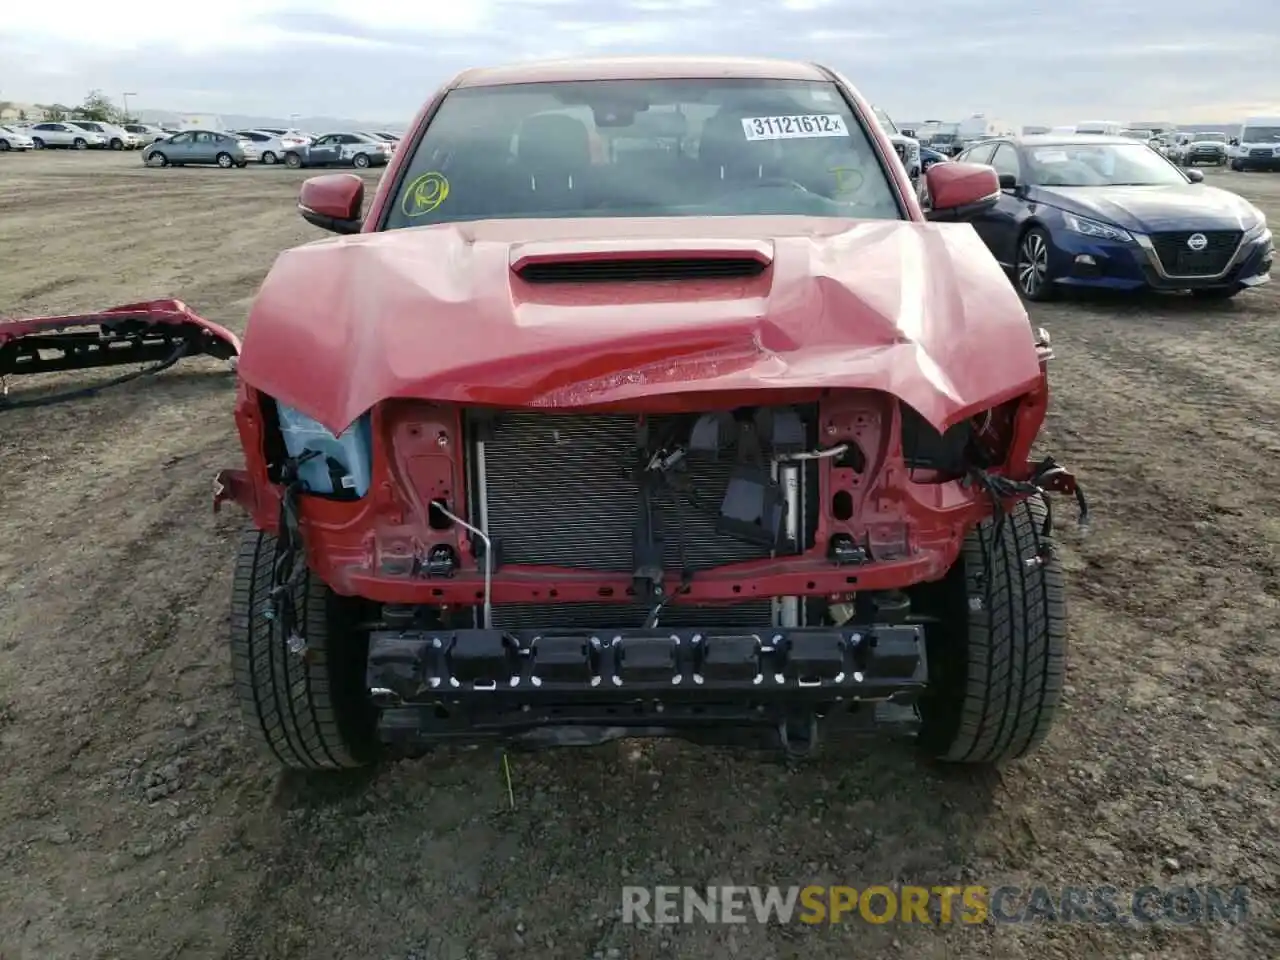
[778, 714, 821, 759]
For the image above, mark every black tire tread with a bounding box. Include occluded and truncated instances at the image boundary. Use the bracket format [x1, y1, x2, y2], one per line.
[229, 526, 375, 770]
[932, 497, 1067, 764]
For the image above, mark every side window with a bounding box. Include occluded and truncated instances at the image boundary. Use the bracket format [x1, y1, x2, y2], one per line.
[170, 132, 192, 144]
[962, 142, 996, 165]
[35, 123, 54, 131]
[989, 143, 1019, 178]
[194, 132, 213, 143]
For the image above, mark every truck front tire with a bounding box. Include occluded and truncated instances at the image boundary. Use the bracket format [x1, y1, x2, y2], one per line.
[917, 497, 1067, 765]
[229, 527, 379, 771]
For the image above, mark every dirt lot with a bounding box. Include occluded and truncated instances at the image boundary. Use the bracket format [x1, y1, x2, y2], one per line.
[0, 149, 1277, 960]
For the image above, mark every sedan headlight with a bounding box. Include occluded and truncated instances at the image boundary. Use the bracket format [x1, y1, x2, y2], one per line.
[1062, 211, 1133, 243]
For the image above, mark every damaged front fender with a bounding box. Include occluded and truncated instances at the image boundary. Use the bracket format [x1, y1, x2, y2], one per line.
[0, 298, 240, 411]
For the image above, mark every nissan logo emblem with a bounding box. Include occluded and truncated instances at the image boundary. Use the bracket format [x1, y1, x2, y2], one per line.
[1187, 233, 1208, 251]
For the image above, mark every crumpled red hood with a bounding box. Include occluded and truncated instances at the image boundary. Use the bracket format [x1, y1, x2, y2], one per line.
[238, 216, 1040, 435]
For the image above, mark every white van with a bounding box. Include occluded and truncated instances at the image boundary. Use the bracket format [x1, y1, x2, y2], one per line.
[1074, 120, 1126, 136]
[1230, 116, 1280, 171]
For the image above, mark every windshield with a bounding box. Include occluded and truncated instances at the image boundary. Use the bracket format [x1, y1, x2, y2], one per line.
[383, 78, 900, 230]
[1192, 132, 1227, 142]
[872, 107, 898, 135]
[1242, 126, 1280, 143]
[1023, 142, 1189, 187]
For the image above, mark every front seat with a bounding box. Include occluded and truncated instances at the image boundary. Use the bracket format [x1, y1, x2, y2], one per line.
[697, 107, 788, 187]
[514, 112, 593, 211]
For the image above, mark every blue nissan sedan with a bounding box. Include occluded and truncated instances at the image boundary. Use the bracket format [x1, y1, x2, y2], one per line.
[956, 135, 1274, 301]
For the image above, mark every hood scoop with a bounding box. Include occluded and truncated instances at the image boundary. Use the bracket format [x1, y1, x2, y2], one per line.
[510, 237, 773, 284]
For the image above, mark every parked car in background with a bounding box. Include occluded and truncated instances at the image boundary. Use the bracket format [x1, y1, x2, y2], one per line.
[362, 131, 401, 154]
[0, 124, 36, 151]
[27, 122, 107, 149]
[919, 144, 950, 172]
[923, 131, 964, 156]
[954, 134, 1272, 301]
[123, 123, 173, 144]
[869, 106, 921, 190]
[141, 130, 260, 168]
[232, 129, 310, 164]
[1174, 132, 1229, 166]
[372, 131, 401, 143]
[282, 131, 391, 169]
[67, 120, 141, 150]
[1230, 117, 1280, 171]
[257, 127, 315, 144]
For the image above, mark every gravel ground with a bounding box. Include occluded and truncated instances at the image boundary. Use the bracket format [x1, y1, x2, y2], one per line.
[0, 150, 1277, 960]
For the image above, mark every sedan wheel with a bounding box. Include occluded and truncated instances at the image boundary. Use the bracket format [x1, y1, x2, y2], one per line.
[216, 152, 234, 169]
[284, 152, 302, 169]
[0, 140, 9, 152]
[73, 138, 87, 150]
[31, 138, 45, 149]
[352, 153, 370, 169]
[1016, 228, 1057, 301]
[146, 152, 168, 167]
[262, 151, 277, 165]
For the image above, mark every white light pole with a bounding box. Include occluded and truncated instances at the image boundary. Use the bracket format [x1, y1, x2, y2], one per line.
[123, 91, 137, 121]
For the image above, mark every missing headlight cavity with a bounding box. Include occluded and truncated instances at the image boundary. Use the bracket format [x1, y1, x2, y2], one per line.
[899, 402, 971, 477]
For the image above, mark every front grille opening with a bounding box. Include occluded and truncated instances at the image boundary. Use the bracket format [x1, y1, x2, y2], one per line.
[516, 257, 767, 284]
[1150, 230, 1241, 277]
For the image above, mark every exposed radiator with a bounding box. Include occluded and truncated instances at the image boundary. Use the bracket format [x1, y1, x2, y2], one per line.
[479, 412, 773, 572]
[473, 410, 803, 631]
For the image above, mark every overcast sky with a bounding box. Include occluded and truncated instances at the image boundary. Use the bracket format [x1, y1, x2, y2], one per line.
[2, 0, 1276, 124]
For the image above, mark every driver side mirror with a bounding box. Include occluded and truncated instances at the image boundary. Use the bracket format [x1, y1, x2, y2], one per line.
[924, 162, 1001, 222]
[901, 128, 916, 139]
[298, 174, 364, 235]
[998, 173, 1018, 190]
[1185, 168, 1205, 183]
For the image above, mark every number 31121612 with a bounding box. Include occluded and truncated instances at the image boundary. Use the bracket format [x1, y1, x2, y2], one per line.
[740, 114, 849, 140]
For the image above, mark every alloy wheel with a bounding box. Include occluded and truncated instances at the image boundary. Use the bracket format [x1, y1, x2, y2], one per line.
[1018, 232, 1049, 297]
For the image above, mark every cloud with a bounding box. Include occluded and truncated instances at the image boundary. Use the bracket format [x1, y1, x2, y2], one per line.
[0, 0, 1275, 124]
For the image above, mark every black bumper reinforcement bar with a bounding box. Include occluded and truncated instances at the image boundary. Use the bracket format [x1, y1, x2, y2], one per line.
[365, 625, 927, 750]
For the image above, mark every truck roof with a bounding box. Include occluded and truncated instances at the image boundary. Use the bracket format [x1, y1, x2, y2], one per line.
[451, 56, 831, 88]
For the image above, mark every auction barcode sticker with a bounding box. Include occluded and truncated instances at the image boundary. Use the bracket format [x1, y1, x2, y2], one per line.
[741, 115, 849, 141]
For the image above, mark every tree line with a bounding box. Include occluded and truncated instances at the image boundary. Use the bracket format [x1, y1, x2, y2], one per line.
[0, 90, 135, 123]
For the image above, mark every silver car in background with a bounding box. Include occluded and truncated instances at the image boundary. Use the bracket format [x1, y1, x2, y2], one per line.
[141, 130, 260, 168]
[27, 122, 107, 149]
[0, 124, 36, 151]
[231, 129, 311, 164]
[282, 131, 391, 168]
[256, 127, 316, 145]
[67, 120, 142, 150]
[124, 123, 174, 144]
